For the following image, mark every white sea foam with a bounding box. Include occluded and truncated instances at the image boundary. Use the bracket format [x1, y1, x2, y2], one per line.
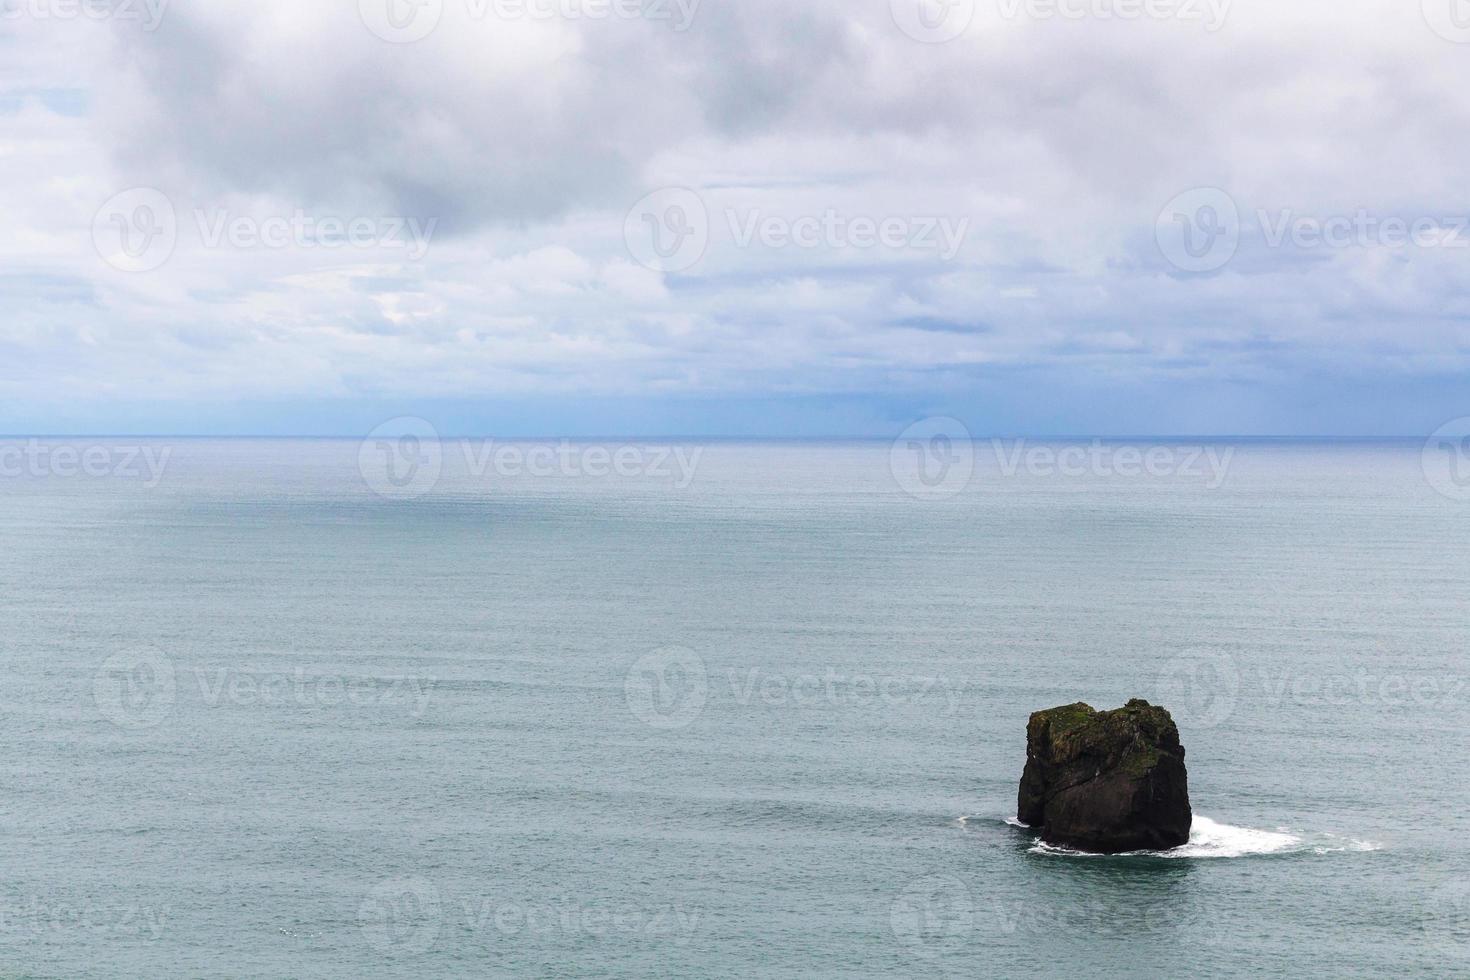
[1159, 816, 1300, 858]
[1022, 815, 1380, 859]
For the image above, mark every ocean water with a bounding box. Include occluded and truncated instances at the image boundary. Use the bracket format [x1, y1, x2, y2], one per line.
[1, 437, 1467, 977]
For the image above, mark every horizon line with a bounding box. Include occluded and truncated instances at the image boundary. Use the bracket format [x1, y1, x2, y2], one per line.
[0, 433, 1443, 442]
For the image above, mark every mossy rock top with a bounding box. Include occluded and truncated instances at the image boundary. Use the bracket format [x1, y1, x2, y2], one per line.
[1027, 700, 1180, 775]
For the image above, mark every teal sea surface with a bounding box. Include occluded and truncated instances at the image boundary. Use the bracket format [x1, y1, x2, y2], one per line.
[1, 438, 1467, 977]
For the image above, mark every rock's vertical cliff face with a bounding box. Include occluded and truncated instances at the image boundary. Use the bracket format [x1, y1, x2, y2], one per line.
[1018, 699, 1192, 853]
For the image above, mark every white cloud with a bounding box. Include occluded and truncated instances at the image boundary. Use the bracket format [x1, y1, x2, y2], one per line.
[1, 0, 1469, 419]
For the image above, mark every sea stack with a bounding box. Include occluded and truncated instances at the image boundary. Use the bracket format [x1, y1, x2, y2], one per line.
[1017, 699, 1191, 853]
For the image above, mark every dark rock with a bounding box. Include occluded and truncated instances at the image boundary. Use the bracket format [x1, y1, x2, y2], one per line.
[1017, 699, 1191, 853]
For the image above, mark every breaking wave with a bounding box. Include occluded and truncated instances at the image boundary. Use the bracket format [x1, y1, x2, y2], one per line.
[1007, 815, 1381, 859]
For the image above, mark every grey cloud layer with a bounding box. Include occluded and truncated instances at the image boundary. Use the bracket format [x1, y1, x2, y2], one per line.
[2, 0, 1469, 408]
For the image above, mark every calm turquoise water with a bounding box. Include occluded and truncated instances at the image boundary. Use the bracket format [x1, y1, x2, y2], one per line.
[1, 438, 1467, 977]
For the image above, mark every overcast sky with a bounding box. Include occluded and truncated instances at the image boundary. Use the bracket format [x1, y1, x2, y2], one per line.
[3, 0, 1469, 435]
